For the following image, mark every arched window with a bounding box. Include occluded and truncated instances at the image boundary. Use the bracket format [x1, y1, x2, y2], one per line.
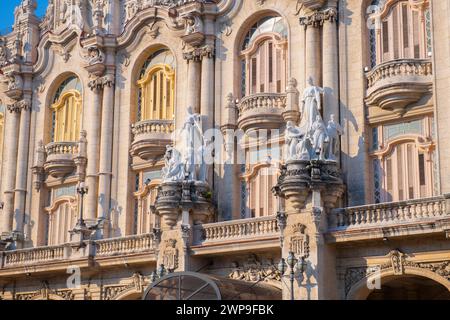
[241, 146, 282, 218]
[371, 116, 436, 203]
[45, 185, 78, 245]
[51, 76, 83, 142]
[133, 170, 161, 234]
[369, 0, 432, 67]
[240, 16, 288, 97]
[137, 49, 175, 122]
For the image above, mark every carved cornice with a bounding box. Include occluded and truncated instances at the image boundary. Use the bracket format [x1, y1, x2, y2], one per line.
[299, 7, 338, 28]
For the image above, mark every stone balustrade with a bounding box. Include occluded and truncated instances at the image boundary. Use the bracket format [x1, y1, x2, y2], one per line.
[0, 234, 156, 269]
[2, 244, 67, 267]
[44, 141, 80, 178]
[366, 59, 432, 89]
[193, 215, 279, 245]
[45, 141, 79, 156]
[132, 119, 174, 136]
[365, 58, 433, 113]
[95, 233, 155, 257]
[237, 93, 287, 132]
[329, 196, 448, 230]
[130, 119, 175, 160]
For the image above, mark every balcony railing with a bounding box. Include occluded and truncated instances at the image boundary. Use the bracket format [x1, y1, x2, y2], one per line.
[95, 233, 155, 257]
[365, 58, 433, 114]
[130, 119, 174, 161]
[45, 141, 79, 156]
[237, 93, 286, 132]
[193, 215, 279, 245]
[44, 141, 79, 178]
[0, 234, 156, 270]
[329, 196, 448, 230]
[2, 244, 67, 267]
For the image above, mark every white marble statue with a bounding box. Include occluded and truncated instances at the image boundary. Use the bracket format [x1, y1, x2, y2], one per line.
[198, 138, 213, 182]
[161, 146, 185, 182]
[326, 114, 344, 161]
[181, 106, 203, 181]
[311, 115, 329, 161]
[299, 77, 324, 136]
[285, 121, 303, 161]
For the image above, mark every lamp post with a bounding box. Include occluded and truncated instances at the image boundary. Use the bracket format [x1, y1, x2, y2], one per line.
[278, 252, 307, 300]
[76, 182, 89, 229]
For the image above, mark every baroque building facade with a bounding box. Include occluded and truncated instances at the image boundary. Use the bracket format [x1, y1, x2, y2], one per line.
[0, 0, 449, 300]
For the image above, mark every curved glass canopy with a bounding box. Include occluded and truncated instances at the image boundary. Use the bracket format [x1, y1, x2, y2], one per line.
[142, 272, 281, 301]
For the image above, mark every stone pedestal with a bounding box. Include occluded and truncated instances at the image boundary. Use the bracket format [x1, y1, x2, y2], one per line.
[154, 180, 214, 272]
[275, 159, 345, 300]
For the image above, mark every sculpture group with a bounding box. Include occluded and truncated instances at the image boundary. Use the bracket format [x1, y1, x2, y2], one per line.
[285, 78, 343, 162]
[161, 107, 212, 183]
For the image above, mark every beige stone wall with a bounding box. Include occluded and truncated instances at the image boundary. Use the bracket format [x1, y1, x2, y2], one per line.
[431, 0, 450, 194]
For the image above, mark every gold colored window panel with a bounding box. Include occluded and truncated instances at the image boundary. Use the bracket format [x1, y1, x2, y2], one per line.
[137, 64, 175, 121]
[51, 90, 83, 142]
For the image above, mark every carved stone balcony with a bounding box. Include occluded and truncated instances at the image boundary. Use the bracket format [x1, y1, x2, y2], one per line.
[95, 233, 155, 257]
[44, 142, 79, 178]
[0, 234, 157, 274]
[365, 59, 433, 114]
[327, 195, 450, 243]
[130, 119, 174, 161]
[237, 93, 286, 133]
[192, 216, 280, 254]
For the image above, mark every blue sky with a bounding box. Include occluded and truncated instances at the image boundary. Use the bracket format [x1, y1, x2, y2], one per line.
[0, 0, 48, 34]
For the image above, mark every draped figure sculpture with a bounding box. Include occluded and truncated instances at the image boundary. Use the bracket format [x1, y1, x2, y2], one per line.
[162, 107, 210, 183]
[181, 106, 203, 181]
[161, 146, 185, 182]
[326, 114, 344, 161]
[286, 121, 309, 161]
[299, 77, 325, 137]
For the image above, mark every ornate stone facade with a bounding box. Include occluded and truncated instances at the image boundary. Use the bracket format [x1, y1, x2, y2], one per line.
[0, 0, 449, 300]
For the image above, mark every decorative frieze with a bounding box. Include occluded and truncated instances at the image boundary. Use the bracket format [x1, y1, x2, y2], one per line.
[228, 254, 282, 283]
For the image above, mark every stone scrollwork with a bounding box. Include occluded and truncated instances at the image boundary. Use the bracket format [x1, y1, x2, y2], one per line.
[289, 223, 310, 258]
[162, 239, 179, 271]
[0, 38, 7, 67]
[344, 249, 450, 297]
[228, 254, 282, 283]
[299, 7, 338, 28]
[15, 281, 75, 300]
[103, 272, 147, 300]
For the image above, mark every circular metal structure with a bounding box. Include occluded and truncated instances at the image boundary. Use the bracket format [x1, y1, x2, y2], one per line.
[142, 272, 282, 301]
[143, 272, 222, 300]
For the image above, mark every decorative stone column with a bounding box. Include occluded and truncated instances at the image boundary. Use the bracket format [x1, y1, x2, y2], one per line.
[219, 93, 239, 221]
[97, 72, 115, 236]
[200, 44, 215, 132]
[13, 98, 32, 246]
[275, 160, 345, 300]
[0, 103, 21, 238]
[321, 5, 339, 123]
[85, 77, 104, 222]
[300, 12, 322, 86]
[183, 48, 202, 114]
